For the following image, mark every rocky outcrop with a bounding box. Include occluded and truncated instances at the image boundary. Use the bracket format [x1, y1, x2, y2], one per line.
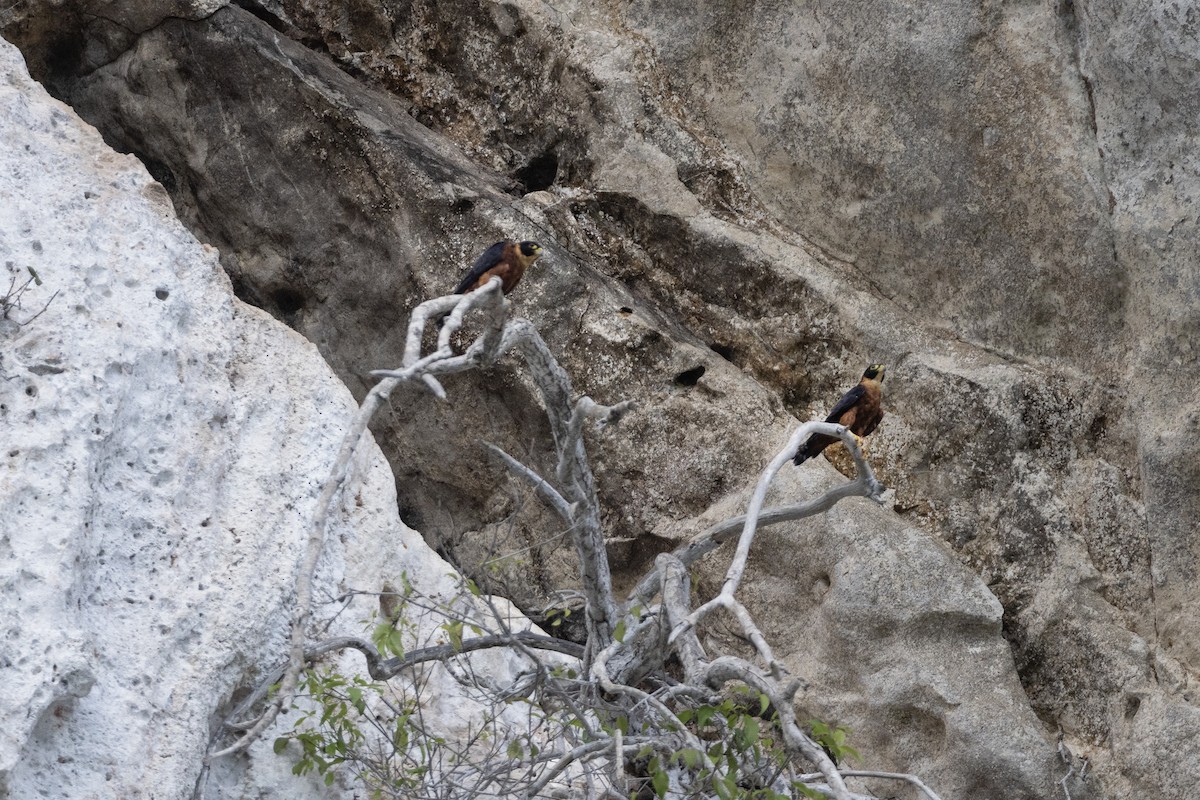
[0, 34, 542, 798]
[2, 0, 1198, 797]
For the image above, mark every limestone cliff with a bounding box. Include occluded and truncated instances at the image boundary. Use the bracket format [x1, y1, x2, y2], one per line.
[2, 0, 1198, 798]
[0, 33, 540, 799]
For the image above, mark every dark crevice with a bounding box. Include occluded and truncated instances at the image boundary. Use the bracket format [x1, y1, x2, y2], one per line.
[271, 287, 307, 318]
[513, 150, 559, 194]
[134, 153, 178, 193]
[708, 342, 736, 362]
[673, 366, 705, 387]
[42, 32, 85, 83]
[1080, 73, 1099, 139]
[1058, 0, 1110, 210]
[231, 0, 289, 35]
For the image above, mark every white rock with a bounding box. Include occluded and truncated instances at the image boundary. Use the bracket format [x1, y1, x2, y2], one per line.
[0, 35, 549, 799]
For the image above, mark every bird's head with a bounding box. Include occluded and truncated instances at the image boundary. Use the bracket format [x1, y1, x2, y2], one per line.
[862, 363, 886, 382]
[519, 241, 543, 263]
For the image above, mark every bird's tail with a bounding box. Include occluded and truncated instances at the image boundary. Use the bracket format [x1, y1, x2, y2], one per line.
[793, 434, 825, 466]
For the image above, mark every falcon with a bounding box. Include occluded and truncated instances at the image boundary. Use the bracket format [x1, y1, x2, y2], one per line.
[454, 240, 543, 295]
[793, 364, 886, 465]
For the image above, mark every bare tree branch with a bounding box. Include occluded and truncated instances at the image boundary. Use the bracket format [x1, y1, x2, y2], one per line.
[522, 736, 655, 799]
[797, 769, 946, 800]
[631, 421, 883, 606]
[494, 318, 625, 653]
[483, 441, 574, 522]
[205, 278, 944, 800]
[206, 282, 512, 764]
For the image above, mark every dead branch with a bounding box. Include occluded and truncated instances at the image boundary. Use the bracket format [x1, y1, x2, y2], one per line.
[495, 318, 626, 652]
[1, 266, 58, 326]
[630, 421, 884, 605]
[205, 280, 514, 764]
[484, 441, 573, 522]
[657, 552, 851, 799]
[522, 736, 655, 798]
[225, 631, 585, 732]
[206, 277, 946, 800]
[205, 279, 630, 770]
[797, 769, 946, 800]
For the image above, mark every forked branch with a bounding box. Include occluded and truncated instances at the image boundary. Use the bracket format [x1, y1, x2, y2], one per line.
[204, 276, 942, 800]
[203, 279, 628, 767]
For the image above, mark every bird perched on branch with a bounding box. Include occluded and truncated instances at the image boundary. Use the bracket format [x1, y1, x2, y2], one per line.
[453, 240, 543, 295]
[793, 364, 886, 466]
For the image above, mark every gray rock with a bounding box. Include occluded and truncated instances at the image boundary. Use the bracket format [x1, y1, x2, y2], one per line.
[3, 0, 1199, 797]
[0, 33, 542, 799]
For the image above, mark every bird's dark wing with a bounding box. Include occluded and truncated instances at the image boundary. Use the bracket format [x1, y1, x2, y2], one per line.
[824, 384, 866, 423]
[454, 242, 507, 294]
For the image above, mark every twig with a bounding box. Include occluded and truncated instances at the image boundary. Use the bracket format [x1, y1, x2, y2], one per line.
[484, 441, 574, 522]
[523, 737, 654, 798]
[225, 631, 584, 731]
[798, 769, 945, 800]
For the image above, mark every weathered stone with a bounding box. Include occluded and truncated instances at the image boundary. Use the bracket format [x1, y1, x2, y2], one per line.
[0, 35, 541, 798]
[3, 0, 1199, 797]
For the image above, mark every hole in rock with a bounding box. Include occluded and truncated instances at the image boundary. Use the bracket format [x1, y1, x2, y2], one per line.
[708, 342, 736, 362]
[40, 32, 85, 89]
[155, 288, 169, 300]
[272, 287, 306, 317]
[618, 306, 633, 314]
[513, 150, 559, 193]
[674, 366, 705, 387]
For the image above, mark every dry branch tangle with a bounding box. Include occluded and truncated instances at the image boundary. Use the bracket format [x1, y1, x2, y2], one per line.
[208, 280, 939, 800]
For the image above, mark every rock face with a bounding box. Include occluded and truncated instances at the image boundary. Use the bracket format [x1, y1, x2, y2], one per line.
[1, 0, 1198, 798]
[0, 34, 540, 799]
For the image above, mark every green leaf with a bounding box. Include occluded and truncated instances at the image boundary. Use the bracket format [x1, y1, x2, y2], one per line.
[445, 620, 464, 652]
[651, 767, 669, 799]
[273, 737, 289, 755]
[507, 739, 524, 759]
[714, 772, 737, 800]
[614, 619, 627, 643]
[759, 693, 770, 715]
[794, 782, 826, 800]
[675, 747, 701, 769]
[742, 715, 760, 744]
